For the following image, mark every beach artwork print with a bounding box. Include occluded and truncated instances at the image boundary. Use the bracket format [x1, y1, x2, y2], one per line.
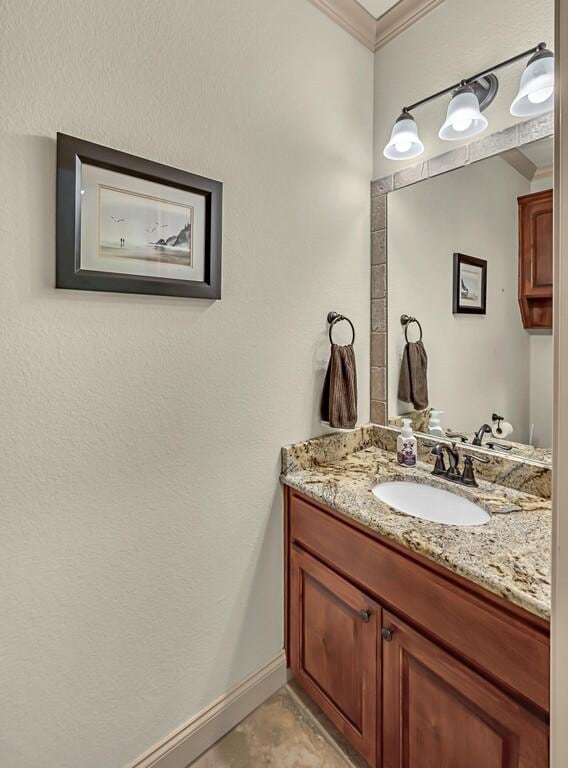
[453, 253, 487, 314]
[459, 263, 482, 307]
[99, 186, 193, 268]
[58, 134, 222, 297]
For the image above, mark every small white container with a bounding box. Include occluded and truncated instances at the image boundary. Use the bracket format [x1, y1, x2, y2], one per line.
[397, 418, 417, 467]
[428, 410, 445, 438]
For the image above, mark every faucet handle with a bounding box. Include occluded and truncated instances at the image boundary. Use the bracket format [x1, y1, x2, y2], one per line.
[462, 453, 490, 486]
[463, 453, 491, 464]
[446, 431, 468, 442]
[430, 443, 446, 475]
[446, 442, 461, 477]
[486, 441, 513, 452]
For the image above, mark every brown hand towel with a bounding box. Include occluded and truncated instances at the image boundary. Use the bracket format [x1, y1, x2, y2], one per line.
[321, 344, 358, 429]
[397, 340, 429, 411]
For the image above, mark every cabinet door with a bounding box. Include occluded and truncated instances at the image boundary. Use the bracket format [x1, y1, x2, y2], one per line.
[518, 188, 553, 329]
[382, 611, 548, 768]
[290, 545, 380, 767]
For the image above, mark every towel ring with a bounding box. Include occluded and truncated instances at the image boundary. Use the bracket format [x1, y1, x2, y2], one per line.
[327, 311, 355, 345]
[400, 314, 423, 343]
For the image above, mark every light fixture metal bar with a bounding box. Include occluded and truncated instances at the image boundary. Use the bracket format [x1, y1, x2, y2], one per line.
[403, 43, 547, 113]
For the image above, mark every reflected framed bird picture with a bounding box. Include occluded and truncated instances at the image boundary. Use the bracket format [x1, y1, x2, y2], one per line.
[452, 253, 487, 315]
[56, 133, 222, 298]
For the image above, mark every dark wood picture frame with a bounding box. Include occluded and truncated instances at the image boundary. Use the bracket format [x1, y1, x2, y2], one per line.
[452, 252, 487, 315]
[56, 133, 222, 299]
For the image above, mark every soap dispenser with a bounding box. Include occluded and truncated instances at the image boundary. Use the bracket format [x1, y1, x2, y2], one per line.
[428, 410, 445, 437]
[397, 418, 417, 467]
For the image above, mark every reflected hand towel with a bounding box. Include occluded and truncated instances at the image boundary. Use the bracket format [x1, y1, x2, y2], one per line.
[398, 341, 429, 411]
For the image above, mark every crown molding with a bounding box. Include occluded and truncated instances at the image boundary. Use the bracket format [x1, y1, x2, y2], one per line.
[374, 0, 445, 50]
[534, 163, 554, 180]
[308, 0, 377, 50]
[308, 0, 445, 52]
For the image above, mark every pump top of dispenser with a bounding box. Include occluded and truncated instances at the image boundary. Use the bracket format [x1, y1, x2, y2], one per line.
[428, 410, 445, 437]
[401, 418, 413, 436]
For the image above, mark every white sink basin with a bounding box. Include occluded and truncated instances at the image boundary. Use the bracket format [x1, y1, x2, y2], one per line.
[372, 481, 490, 527]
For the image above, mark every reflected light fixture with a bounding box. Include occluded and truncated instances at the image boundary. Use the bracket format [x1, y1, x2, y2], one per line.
[383, 43, 554, 161]
[383, 111, 424, 160]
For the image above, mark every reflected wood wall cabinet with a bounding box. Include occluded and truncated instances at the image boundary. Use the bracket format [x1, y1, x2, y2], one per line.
[284, 487, 550, 768]
[518, 189, 553, 329]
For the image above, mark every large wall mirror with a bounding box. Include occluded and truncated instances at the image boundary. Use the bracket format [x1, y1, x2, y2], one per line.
[370, 117, 553, 465]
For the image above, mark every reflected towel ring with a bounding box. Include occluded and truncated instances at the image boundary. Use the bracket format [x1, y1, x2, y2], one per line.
[400, 314, 423, 343]
[327, 311, 355, 345]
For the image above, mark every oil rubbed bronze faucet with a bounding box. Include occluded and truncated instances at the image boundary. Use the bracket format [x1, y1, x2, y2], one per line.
[472, 424, 492, 446]
[472, 423, 513, 451]
[431, 443, 490, 487]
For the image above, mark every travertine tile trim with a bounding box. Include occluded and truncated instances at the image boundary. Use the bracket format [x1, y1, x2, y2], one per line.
[369, 114, 554, 434]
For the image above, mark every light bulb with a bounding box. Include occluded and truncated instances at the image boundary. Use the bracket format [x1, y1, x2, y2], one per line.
[452, 116, 473, 132]
[395, 138, 412, 153]
[528, 86, 554, 104]
[383, 112, 424, 160]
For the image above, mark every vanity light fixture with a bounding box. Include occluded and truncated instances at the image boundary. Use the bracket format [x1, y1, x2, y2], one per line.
[383, 43, 554, 161]
[383, 111, 425, 160]
[438, 84, 488, 141]
[511, 47, 554, 116]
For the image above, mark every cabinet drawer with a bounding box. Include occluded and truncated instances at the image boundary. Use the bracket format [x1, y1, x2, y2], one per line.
[289, 490, 549, 713]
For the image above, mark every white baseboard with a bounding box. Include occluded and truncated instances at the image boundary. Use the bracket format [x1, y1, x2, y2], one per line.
[128, 651, 287, 768]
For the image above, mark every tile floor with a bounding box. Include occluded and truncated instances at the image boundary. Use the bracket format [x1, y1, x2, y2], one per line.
[190, 684, 366, 767]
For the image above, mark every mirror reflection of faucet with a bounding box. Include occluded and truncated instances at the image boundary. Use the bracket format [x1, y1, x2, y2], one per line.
[470, 422, 513, 451]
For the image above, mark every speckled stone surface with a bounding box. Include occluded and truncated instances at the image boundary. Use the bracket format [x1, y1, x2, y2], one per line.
[375, 425, 552, 499]
[388, 415, 552, 465]
[282, 428, 551, 620]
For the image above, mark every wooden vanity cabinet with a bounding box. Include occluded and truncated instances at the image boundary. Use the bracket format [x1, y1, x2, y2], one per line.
[518, 188, 553, 330]
[284, 487, 550, 768]
[382, 611, 548, 768]
[289, 546, 380, 766]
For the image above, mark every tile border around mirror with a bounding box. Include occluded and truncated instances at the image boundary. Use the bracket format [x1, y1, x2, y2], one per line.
[369, 112, 553, 461]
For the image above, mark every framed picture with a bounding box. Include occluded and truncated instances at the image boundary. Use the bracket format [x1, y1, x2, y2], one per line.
[452, 253, 487, 315]
[56, 133, 222, 298]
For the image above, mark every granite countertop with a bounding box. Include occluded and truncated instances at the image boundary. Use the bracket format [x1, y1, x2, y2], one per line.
[388, 415, 552, 465]
[282, 428, 551, 620]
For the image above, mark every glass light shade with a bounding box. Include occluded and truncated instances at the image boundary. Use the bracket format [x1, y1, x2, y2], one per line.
[438, 85, 488, 141]
[510, 49, 554, 117]
[383, 113, 424, 160]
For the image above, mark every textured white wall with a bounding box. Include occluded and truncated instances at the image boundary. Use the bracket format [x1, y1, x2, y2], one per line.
[528, 173, 554, 447]
[387, 156, 531, 440]
[373, 0, 554, 178]
[530, 334, 554, 446]
[0, 2, 373, 766]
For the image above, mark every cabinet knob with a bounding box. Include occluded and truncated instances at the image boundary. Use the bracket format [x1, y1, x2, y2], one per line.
[382, 626, 394, 642]
[359, 609, 372, 623]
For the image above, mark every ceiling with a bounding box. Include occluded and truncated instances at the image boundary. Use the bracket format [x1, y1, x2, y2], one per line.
[356, 0, 400, 18]
[521, 137, 554, 170]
